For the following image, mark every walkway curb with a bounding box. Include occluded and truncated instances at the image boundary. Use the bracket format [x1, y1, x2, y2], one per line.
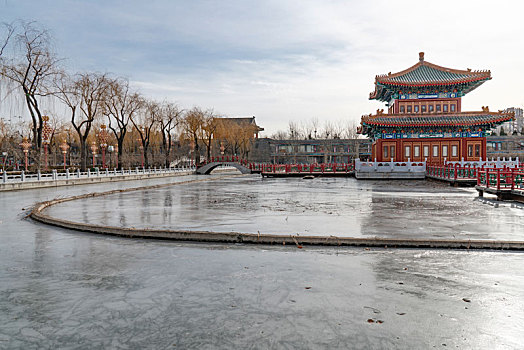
[30, 175, 524, 251]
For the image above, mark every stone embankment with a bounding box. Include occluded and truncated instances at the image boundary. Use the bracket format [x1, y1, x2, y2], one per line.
[29, 175, 524, 251]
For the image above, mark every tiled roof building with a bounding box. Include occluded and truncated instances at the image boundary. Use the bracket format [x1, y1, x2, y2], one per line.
[359, 53, 513, 163]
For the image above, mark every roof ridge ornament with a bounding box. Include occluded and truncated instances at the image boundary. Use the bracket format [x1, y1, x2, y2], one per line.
[419, 52, 424, 61]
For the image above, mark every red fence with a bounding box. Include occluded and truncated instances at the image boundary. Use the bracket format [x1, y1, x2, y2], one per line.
[426, 164, 480, 181]
[477, 169, 524, 190]
[427, 164, 524, 183]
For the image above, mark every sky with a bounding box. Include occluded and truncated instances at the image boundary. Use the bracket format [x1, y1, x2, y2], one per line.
[1, 0, 524, 135]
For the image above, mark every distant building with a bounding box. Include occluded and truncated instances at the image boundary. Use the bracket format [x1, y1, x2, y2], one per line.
[495, 107, 523, 135]
[486, 135, 524, 158]
[218, 116, 264, 138]
[253, 138, 372, 164]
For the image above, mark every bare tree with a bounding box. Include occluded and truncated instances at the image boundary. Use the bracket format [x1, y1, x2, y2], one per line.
[0, 22, 61, 167]
[104, 77, 143, 168]
[131, 100, 159, 168]
[288, 121, 302, 140]
[343, 120, 359, 139]
[0, 22, 15, 58]
[201, 111, 217, 161]
[180, 107, 205, 166]
[158, 102, 181, 167]
[55, 72, 110, 171]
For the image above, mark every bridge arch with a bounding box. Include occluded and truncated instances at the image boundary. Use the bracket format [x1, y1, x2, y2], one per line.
[196, 162, 252, 175]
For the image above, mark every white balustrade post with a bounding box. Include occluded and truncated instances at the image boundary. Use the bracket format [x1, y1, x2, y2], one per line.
[87, 169, 91, 178]
[2, 171, 6, 183]
[77, 169, 81, 178]
[52, 169, 57, 180]
[21, 170, 25, 182]
[66, 169, 70, 179]
[96, 168, 100, 177]
[37, 170, 41, 181]
[105, 168, 109, 176]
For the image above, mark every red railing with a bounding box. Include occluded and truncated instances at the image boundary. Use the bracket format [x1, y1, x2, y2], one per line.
[261, 163, 355, 175]
[477, 169, 524, 191]
[426, 164, 480, 181]
[426, 164, 524, 182]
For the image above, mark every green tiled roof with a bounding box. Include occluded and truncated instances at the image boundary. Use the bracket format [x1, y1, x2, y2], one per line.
[387, 65, 473, 84]
[361, 112, 513, 128]
[369, 53, 491, 101]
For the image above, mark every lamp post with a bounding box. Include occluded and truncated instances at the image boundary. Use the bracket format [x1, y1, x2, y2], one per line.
[98, 124, 109, 168]
[114, 144, 119, 169]
[42, 116, 53, 171]
[19, 137, 32, 171]
[189, 140, 195, 167]
[59, 139, 69, 170]
[137, 135, 144, 168]
[90, 141, 98, 168]
[2, 152, 7, 170]
[107, 145, 114, 169]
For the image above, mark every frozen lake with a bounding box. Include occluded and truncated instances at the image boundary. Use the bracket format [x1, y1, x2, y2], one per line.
[1, 174, 524, 349]
[47, 175, 524, 241]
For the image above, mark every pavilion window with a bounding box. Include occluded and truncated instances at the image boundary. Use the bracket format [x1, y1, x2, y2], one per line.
[451, 104, 456, 112]
[433, 145, 439, 157]
[429, 105, 434, 113]
[383, 145, 388, 158]
[407, 106, 412, 113]
[405, 146, 411, 158]
[390, 146, 395, 159]
[468, 145, 473, 157]
[421, 105, 427, 113]
[443, 104, 448, 112]
[414, 106, 419, 113]
[475, 144, 480, 157]
[452, 145, 458, 157]
[436, 104, 441, 112]
[400, 106, 405, 113]
[423, 145, 429, 157]
[442, 145, 448, 157]
[414, 146, 420, 157]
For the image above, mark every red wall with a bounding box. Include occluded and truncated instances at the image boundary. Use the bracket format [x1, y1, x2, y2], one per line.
[372, 137, 486, 163]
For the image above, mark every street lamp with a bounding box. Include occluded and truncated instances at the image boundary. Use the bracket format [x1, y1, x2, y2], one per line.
[98, 124, 109, 168]
[59, 139, 69, 170]
[114, 144, 119, 169]
[2, 152, 7, 170]
[107, 145, 114, 169]
[90, 141, 98, 167]
[19, 137, 32, 171]
[42, 116, 53, 171]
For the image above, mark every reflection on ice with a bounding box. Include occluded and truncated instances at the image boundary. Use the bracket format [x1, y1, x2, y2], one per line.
[45, 175, 524, 241]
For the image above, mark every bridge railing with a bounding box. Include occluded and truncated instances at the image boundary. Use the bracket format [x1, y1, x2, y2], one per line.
[206, 156, 249, 165]
[427, 162, 524, 182]
[355, 159, 426, 173]
[443, 157, 520, 168]
[1, 166, 195, 184]
[477, 169, 524, 190]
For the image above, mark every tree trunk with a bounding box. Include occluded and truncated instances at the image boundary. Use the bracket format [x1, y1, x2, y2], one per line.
[79, 139, 87, 171]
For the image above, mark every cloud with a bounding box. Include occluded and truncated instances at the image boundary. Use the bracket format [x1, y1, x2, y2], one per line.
[1, 0, 524, 134]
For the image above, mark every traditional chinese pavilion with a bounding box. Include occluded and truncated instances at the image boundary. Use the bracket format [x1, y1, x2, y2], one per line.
[358, 52, 514, 163]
